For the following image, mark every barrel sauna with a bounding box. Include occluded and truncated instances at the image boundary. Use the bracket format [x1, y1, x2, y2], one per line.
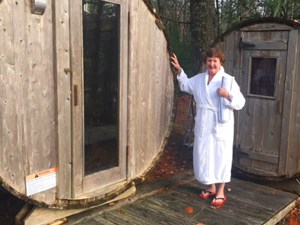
[215, 18, 300, 179]
[0, 0, 174, 208]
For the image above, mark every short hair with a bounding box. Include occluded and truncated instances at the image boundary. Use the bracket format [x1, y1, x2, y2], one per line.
[203, 47, 225, 65]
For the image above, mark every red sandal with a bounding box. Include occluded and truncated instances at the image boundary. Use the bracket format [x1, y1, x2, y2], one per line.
[210, 196, 227, 208]
[198, 190, 216, 199]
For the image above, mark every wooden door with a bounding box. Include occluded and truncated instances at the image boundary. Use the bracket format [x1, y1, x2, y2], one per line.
[234, 30, 288, 177]
[70, 0, 128, 198]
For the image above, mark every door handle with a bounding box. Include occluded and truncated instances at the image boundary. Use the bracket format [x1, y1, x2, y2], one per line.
[277, 99, 283, 114]
[73, 85, 78, 106]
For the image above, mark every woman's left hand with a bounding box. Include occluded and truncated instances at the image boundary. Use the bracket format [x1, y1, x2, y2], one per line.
[217, 88, 231, 101]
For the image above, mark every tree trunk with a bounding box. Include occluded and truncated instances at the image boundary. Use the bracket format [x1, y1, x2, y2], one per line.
[190, 0, 217, 73]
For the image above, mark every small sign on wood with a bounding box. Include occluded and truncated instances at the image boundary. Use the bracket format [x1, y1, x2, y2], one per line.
[25, 167, 58, 196]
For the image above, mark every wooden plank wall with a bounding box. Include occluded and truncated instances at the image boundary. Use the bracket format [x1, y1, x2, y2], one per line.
[284, 29, 300, 177]
[0, 0, 57, 204]
[217, 22, 300, 178]
[127, 0, 174, 179]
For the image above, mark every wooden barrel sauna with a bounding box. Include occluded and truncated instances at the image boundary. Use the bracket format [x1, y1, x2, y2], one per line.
[214, 18, 300, 179]
[0, 0, 174, 208]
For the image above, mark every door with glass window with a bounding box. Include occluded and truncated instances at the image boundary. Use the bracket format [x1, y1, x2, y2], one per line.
[234, 31, 288, 176]
[70, 0, 128, 197]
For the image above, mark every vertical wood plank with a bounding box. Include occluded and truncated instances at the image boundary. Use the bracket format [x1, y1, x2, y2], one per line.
[280, 30, 299, 176]
[119, 0, 129, 179]
[69, 0, 84, 197]
[127, 0, 139, 179]
[53, 0, 72, 199]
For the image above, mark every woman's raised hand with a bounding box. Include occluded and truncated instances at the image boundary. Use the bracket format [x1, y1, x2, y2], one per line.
[170, 53, 182, 75]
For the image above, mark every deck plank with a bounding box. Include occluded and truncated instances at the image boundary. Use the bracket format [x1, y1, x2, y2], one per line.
[149, 189, 259, 225]
[68, 172, 298, 225]
[92, 216, 118, 225]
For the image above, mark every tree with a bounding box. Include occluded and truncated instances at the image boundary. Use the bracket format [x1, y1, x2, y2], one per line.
[190, 0, 217, 73]
[262, 0, 300, 18]
[150, 0, 300, 74]
[152, 0, 193, 73]
[217, 0, 300, 32]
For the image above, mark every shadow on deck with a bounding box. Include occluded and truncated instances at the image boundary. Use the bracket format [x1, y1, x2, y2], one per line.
[67, 170, 298, 225]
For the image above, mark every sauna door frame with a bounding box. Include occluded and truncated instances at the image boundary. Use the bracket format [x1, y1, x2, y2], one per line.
[70, 0, 128, 198]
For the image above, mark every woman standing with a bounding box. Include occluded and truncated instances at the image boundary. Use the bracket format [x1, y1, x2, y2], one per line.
[171, 47, 245, 208]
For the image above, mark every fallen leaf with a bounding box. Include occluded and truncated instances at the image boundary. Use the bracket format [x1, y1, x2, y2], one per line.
[289, 209, 298, 225]
[185, 206, 194, 214]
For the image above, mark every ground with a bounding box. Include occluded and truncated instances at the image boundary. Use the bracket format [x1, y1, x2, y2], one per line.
[0, 94, 299, 224]
[143, 93, 194, 184]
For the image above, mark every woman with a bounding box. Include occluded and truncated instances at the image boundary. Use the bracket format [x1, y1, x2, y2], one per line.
[170, 47, 245, 208]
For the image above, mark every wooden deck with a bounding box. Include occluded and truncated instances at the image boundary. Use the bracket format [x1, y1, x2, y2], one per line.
[66, 170, 298, 225]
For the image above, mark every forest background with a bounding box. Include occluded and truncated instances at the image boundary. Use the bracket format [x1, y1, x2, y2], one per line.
[150, 0, 300, 76]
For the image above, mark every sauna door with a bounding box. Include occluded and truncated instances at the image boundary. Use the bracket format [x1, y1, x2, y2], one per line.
[234, 30, 288, 177]
[71, 0, 128, 197]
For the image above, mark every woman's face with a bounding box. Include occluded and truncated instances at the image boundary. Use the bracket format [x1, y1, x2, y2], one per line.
[206, 57, 222, 76]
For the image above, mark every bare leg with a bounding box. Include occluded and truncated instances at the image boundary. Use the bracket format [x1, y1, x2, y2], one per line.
[208, 183, 216, 193]
[216, 183, 225, 198]
[199, 183, 216, 199]
[211, 183, 227, 207]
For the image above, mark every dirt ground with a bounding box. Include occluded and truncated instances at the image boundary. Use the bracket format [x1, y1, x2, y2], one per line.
[0, 94, 299, 225]
[143, 94, 194, 183]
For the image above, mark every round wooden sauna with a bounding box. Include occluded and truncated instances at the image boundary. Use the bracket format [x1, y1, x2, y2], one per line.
[0, 0, 174, 208]
[215, 18, 300, 179]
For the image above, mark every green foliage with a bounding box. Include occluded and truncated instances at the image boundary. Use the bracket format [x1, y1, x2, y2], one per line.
[218, 0, 300, 33]
[168, 23, 193, 76]
[262, 0, 300, 18]
[151, 0, 193, 75]
[149, 0, 300, 75]
[218, 0, 264, 32]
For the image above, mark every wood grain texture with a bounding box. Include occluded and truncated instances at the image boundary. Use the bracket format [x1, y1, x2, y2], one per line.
[216, 21, 300, 179]
[68, 176, 298, 225]
[0, 0, 174, 207]
[127, 0, 174, 179]
[0, 0, 57, 204]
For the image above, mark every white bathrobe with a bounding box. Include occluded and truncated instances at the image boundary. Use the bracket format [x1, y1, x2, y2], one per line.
[177, 67, 245, 184]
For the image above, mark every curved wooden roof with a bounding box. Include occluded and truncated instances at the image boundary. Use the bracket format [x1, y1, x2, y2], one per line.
[215, 17, 300, 44]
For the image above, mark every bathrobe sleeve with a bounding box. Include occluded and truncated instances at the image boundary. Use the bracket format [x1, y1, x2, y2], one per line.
[176, 69, 194, 95]
[223, 77, 245, 110]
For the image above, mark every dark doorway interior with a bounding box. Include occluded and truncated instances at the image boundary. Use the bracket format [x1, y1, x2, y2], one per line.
[83, 1, 120, 175]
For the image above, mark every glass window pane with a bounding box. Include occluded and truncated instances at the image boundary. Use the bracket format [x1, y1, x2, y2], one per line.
[249, 57, 276, 97]
[83, 1, 120, 175]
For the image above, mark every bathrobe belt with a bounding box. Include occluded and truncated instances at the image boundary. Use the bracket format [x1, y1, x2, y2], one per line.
[196, 105, 218, 137]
